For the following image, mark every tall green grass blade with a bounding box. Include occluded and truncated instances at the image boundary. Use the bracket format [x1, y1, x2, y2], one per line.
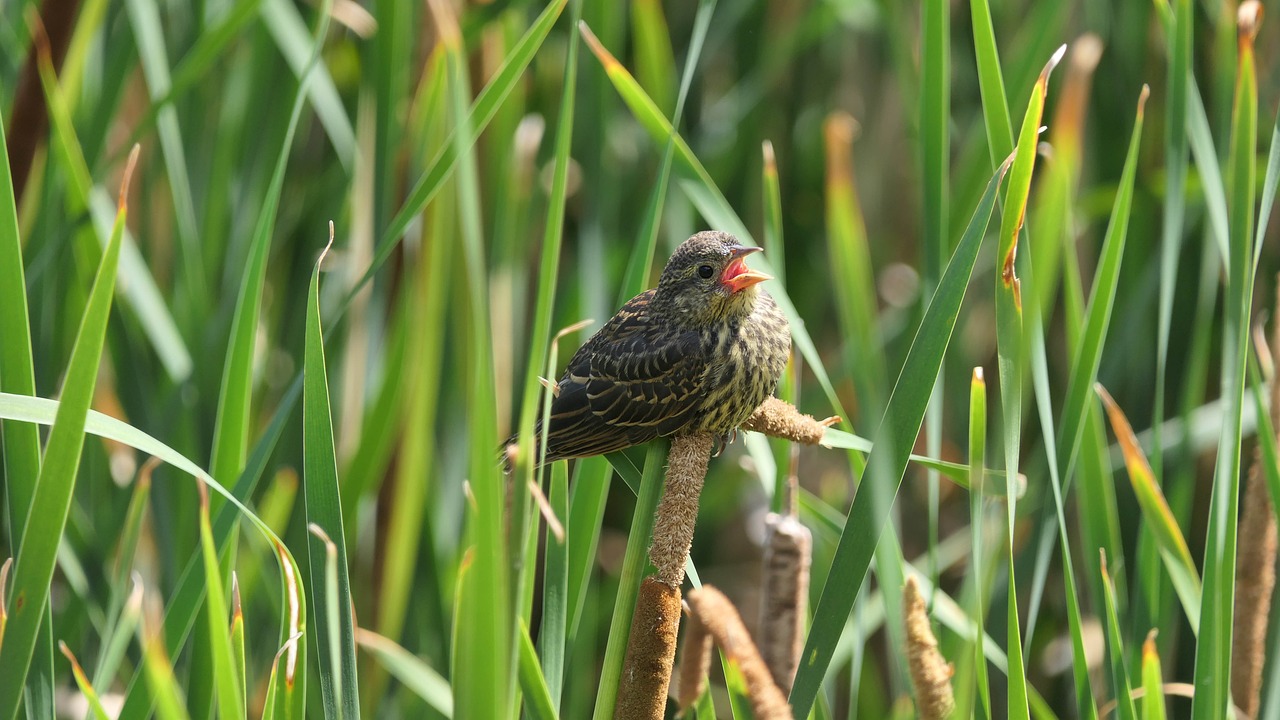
[1056, 86, 1147, 495]
[107, 382, 307, 719]
[0, 52, 53, 720]
[969, 0, 1014, 163]
[511, 10, 584, 693]
[197, 483, 245, 720]
[995, 47, 1063, 720]
[209, 0, 328, 501]
[1100, 552, 1137, 720]
[303, 238, 360, 719]
[0, 150, 130, 720]
[788, 156, 1009, 718]
[1191, 9, 1259, 717]
[434, 2, 508, 716]
[592, 440, 668, 720]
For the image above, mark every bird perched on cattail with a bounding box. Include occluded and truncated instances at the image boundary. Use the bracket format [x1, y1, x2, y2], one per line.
[513, 230, 791, 464]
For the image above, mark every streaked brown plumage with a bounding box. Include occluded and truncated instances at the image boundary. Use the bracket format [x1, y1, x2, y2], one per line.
[522, 230, 790, 463]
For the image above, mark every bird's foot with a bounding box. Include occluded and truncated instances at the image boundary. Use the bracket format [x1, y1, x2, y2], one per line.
[710, 428, 739, 457]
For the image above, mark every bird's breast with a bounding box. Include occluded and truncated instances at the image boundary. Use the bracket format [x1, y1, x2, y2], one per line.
[689, 293, 791, 433]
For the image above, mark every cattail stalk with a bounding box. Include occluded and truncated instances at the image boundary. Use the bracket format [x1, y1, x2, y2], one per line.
[616, 578, 683, 720]
[757, 503, 810, 693]
[1231, 270, 1280, 717]
[742, 396, 840, 445]
[904, 576, 955, 719]
[649, 433, 713, 587]
[619, 398, 830, 717]
[680, 585, 791, 719]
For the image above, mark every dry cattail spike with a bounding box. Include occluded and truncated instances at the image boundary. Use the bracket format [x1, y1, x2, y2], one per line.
[649, 433, 714, 588]
[1231, 276, 1280, 717]
[616, 578, 682, 720]
[742, 396, 840, 446]
[903, 576, 955, 719]
[676, 602, 713, 711]
[757, 512, 810, 694]
[683, 585, 791, 720]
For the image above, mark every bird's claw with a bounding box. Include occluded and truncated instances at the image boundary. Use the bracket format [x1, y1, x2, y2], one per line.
[711, 428, 739, 457]
[819, 415, 841, 428]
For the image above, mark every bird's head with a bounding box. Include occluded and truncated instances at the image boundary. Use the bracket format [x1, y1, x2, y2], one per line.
[655, 231, 772, 326]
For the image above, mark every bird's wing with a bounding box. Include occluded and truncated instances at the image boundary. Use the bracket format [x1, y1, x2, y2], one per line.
[542, 292, 706, 458]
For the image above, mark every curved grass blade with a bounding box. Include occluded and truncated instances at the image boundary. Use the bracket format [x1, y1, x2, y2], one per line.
[0, 390, 309, 720]
[1191, 8, 1261, 717]
[0, 149, 132, 720]
[0, 390, 312, 718]
[355, 629, 453, 717]
[260, 634, 304, 720]
[303, 237, 360, 719]
[788, 155, 1010, 718]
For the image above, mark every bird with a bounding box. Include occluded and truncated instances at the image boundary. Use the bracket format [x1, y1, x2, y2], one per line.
[513, 230, 791, 464]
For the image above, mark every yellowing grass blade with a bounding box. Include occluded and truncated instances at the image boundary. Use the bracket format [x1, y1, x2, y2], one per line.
[1096, 384, 1201, 624]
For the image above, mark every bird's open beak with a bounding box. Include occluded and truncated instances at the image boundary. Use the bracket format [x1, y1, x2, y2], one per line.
[721, 246, 771, 293]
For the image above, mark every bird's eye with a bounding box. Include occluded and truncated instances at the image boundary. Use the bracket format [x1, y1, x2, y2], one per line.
[697, 264, 715, 279]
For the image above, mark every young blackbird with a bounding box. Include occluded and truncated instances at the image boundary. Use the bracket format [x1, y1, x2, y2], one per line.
[520, 230, 791, 463]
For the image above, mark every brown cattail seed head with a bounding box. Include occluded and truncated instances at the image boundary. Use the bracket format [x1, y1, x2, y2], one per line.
[903, 576, 955, 719]
[758, 512, 811, 694]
